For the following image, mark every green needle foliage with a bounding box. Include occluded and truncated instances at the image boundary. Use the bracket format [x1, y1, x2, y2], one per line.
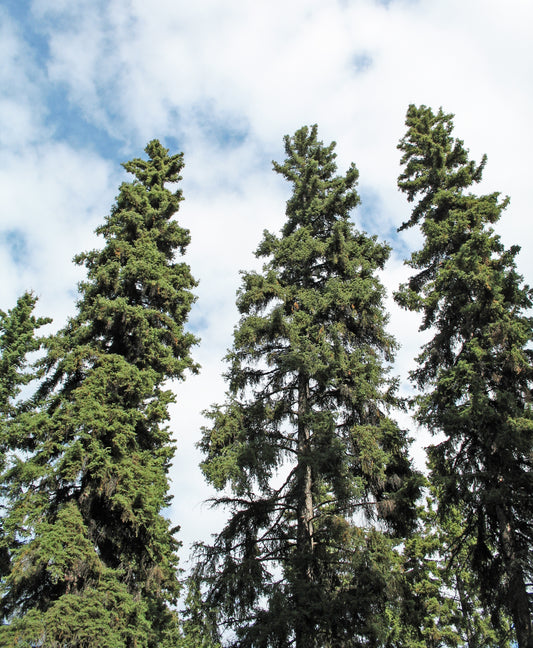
[0, 293, 51, 602]
[198, 125, 422, 648]
[399, 490, 511, 647]
[396, 105, 533, 647]
[0, 292, 50, 420]
[0, 141, 198, 647]
[178, 577, 221, 648]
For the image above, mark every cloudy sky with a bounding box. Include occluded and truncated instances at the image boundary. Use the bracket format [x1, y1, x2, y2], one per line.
[2, 0, 532, 568]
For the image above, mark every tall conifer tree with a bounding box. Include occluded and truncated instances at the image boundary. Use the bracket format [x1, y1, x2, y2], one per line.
[398, 492, 511, 647]
[0, 141, 198, 646]
[0, 293, 50, 608]
[395, 105, 533, 647]
[198, 126, 421, 648]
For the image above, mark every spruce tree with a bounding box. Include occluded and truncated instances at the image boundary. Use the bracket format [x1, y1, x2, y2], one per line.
[0, 293, 51, 610]
[197, 125, 422, 648]
[0, 141, 198, 646]
[395, 104, 533, 647]
[399, 492, 511, 647]
[178, 578, 221, 648]
[0, 293, 50, 419]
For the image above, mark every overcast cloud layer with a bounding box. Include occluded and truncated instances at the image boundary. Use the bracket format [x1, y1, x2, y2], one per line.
[1, 0, 532, 566]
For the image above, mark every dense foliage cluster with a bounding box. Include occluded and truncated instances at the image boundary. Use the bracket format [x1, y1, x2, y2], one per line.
[0, 142, 198, 647]
[197, 125, 422, 647]
[0, 110, 531, 647]
[396, 105, 533, 648]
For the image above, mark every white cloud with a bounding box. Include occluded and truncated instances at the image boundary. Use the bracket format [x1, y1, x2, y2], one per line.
[2, 0, 532, 561]
[0, 10, 48, 148]
[0, 144, 118, 324]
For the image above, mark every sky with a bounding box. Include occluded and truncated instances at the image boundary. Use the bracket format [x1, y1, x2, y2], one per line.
[1, 0, 532, 571]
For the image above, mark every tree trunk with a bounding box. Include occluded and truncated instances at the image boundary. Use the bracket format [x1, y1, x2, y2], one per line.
[295, 372, 314, 648]
[496, 505, 532, 648]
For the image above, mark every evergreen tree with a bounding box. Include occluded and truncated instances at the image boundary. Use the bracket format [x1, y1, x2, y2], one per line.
[178, 577, 221, 648]
[0, 140, 198, 646]
[399, 490, 511, 647]
[0, 293, 51, 608]
[395, 104, 533, 647]
[197, 125, 422, 647]
[0, 293, 50, 419]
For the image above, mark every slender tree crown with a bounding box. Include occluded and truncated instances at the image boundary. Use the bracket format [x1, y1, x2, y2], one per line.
[198, 125, 421, 648]
[0, 294, 51, 605]
[0, 293, 50, 419]
[63, 138, 198, 378]
[396, 104, 533, 648]
[0, 141, 198, 647]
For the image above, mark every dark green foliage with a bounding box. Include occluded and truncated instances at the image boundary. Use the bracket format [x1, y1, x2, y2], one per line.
[396, 105, 533, 647]
[0, 141, 198, 646]
[0, 292, 50, 419]
[198, 126, 422, 647]
[178, 577, 221, 648]
[0, 293, 51, 608]
[398, 490, 511, 647]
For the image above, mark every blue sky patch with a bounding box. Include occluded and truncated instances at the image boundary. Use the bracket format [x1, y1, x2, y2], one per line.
[188, 307, 209, 336]
[2, 229, 29, 267]
[357, 187, 409, 255]
[4, 1, 124, 165]
[192, 103, 249, 150]
[352, 53, 373, 74]
[3, 0, 49, 59]
[45, 83, 124, 162]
